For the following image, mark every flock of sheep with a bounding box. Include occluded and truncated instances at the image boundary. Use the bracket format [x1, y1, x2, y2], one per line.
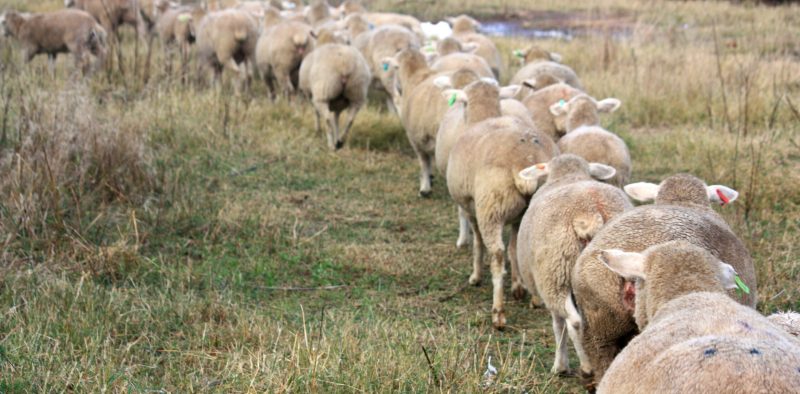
[2, 0, 800, 392]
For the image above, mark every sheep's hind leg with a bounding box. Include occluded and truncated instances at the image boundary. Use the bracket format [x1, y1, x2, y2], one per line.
[509, 222, 526, 300]
[456, 206, 472, 248]
[480, 219, 506, 330]
[314, 99, 337, 150]
[337, 103, 362, 150]
[565, 294, 592, 377]
[417, 151, 433, 197]
[468, 216, 483, 286]
[551, 312, 570, 375]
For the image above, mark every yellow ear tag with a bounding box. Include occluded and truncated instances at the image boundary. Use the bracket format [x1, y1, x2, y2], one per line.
[177, 14, 191, 23]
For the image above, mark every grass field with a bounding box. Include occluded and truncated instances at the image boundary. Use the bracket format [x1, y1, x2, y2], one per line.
[0, 0, 799, 392]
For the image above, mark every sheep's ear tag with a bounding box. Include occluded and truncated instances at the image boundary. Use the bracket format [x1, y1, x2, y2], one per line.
[558, 99, 566, 107]
[734, 275, 750, 295]
[368, 23, 375, 30]
[513, 49, 524, 58]
[716, 188, 730, 206]
[178, 13, 191, 22]
[382, 62, 389, 71]
[448, 93, 457, 106]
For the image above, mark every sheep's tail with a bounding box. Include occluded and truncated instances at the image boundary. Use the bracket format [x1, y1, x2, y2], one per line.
[234, 28, 248, 42]
[572, 187, 611, 249]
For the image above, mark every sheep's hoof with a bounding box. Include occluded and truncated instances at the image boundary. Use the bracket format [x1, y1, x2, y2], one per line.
[511, 284, 526, 301]
[335, 140, 345, 150]
[468, 275, 481, 286]
[492, 310, 506, 330]
[551, 366, 573, 377]
[456, 237, 470, 249]
[530, 294, 545, 308]
[419, 189, 432, 198]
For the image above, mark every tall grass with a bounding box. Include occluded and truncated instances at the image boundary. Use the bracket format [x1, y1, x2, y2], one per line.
[0, 0, 798, 392]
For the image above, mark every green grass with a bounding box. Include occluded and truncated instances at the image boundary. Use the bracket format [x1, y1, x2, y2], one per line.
[0, 0, 799, 392]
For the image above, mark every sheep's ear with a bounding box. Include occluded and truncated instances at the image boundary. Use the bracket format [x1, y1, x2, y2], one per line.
[597, 98, 622, 113]
[380, 57, 397, 72]
[588, 163, 616, 181]
[519, 162, 549, 181]
[499, 85, 521, 99]
[624, 182, 660, 202]
[445, 17, 455, 25]
[433, 75, 453, 89]
[598, 249, 646, 280]
[441, 89, 467, 105]
[707, 185, 738, 206]
[718, 262, 739, 290]
[480, 77, 499, 86]
[521, 78, 537, 90]
[549, 99, 569, 116]
[462, 42, 479, 53]
[550, 52, 563, 62]
[309, 30, 318, 39]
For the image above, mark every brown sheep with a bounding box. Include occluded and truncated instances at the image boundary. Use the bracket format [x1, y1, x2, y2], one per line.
[298, 34, 371, 150]
[155, 5, 206, 63]
[446, 80, 559, 329]
[196, 9, 259, 88]
[571, 173, 756, 387]
[1, 9, 107, 75]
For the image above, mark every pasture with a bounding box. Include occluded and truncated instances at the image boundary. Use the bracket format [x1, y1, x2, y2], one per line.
[0, 0, 798, 392]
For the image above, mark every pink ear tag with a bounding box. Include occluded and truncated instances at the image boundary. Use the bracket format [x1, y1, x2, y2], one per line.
[716, 188, 730, 206]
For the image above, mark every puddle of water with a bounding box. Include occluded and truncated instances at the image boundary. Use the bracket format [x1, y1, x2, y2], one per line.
[480, 19, 633, 41]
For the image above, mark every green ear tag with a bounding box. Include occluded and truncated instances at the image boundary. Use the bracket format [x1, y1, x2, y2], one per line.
[513, 49, 524, 58]
[448, 93, 457, 106]
[382, 63, 389, 71]
[734, 275, 750, 295]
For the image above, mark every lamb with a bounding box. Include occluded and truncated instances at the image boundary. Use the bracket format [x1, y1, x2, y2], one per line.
[1, 9, 107, 75]
[384, 47, 455, 196]
[520, 82, 583, 141]
[597, 241, 799, 394]
[429, 37, 494, 78]
[510, 45, 583, 91]
[298, 30, 371, 150]
[570, 173, 757, 386]
[195, 9, 259, 88]
[447, 15, 502, 78]
[66, 0, 145, 37]
[433, 71, 532, 247]
[255, 18, 313, 99]
[515, 154, 632, 376]
[550, 94, 630, 186]
[446, 79, 559, 329]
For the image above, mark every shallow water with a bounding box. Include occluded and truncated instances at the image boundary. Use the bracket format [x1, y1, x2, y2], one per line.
[480, 19, 632, 41]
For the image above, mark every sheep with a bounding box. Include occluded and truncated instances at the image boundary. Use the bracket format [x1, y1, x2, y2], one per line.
[67, 0, 145, 37]
[383, 47, 459, 197]
[298, 31, 371, 150]
[596, 241, 799, 394]
[570, 173, 757, 386]
[1, 9, 107, 76]
[429, 37, 494, 78]
[357, 25, 420, 113]
[445, 79, 559, 329]
[433, 71, 533, 248]
[549, 94, 629, 186]
[510, 45, 583, 91]
[515, 154, 632, 376]
[255, 19, 313, 100]
[447, 14, 502, 78]
[520, 82, 583, 141]
[342, 13, 370, 42]
[360, 13, 424, 39]
[195, 9, 259, 89]
[155, 5, 205, 64]
[305, 0, 332, 27]
[236, 1, 268, 19]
